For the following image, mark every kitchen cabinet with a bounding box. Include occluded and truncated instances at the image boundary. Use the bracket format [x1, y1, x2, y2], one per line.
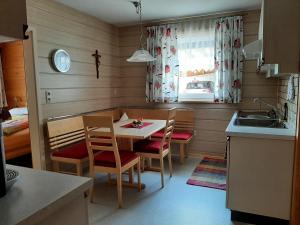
[260, 0, 300, 73]
[0, 0, 27, 43]
[0, 165, 92, 225]
[227, 136, 294, 220]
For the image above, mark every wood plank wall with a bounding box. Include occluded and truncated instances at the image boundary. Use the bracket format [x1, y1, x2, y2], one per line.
[119, 10, 279, 156]
[0, 41, 27, 108]
[278, 75, 299, 130]
[26, 0, 121, 120]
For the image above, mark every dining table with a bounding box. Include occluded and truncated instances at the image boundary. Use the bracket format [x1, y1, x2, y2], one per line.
[112, 119, 166, 150]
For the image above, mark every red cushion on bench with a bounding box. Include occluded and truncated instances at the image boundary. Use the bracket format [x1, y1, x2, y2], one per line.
[152, 131, 193, 140]
[94, 150, 138, 168]
[133, 140, 168, 154]
[52, 140, 88, 159]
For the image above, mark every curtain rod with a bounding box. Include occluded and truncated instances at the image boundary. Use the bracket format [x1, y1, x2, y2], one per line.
[144, 9, 257, 27]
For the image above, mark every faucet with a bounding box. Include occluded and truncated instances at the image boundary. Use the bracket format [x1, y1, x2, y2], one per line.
[253, 98, 281, 119]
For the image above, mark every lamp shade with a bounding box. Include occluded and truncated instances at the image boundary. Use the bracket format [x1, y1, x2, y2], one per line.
[127, 49, 156, 62]
[242, 39, 262, 60]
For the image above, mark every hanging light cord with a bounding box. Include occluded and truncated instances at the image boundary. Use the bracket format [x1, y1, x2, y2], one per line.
[135, 0, 144, 49]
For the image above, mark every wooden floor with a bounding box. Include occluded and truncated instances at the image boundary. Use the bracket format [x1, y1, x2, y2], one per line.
[88, 156, 251, 225]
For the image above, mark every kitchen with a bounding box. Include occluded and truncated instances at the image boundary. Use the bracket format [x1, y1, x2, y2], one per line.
[0, 0, 299, 225]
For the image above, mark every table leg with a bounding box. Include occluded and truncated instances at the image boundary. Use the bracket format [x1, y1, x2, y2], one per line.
[128, 138, 134, 183]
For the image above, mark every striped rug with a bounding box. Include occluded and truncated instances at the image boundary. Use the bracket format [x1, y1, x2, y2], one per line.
[187, 156, 227, 190]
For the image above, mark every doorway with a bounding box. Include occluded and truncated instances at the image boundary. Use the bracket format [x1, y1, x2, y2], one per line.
[0, 30, 44, 169]
[0, 40, 32, 167]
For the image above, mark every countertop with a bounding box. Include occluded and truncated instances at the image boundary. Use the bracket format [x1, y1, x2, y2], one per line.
[0, 165, 92, 225]
[226, 112, 296, 140]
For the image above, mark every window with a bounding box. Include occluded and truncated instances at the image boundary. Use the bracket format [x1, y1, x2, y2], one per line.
[177, 21, 215, 102]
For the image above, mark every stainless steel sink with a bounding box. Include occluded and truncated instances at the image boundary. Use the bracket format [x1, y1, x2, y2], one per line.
[234, 111, 287, 129]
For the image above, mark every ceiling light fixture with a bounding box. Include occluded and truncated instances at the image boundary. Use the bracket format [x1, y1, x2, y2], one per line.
[126, 0, 156, 63]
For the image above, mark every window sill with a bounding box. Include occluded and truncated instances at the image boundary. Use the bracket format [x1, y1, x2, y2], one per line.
[178, 98, 215, 104]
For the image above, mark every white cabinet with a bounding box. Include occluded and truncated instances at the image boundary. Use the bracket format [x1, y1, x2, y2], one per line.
[260, 0, 300, 73]
[0, 0, 27, 42]
[227, 136, 294, 220]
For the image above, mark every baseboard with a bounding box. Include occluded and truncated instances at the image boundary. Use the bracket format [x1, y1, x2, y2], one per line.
[187, 151, 225, 159]
[231, 210, 289, 225]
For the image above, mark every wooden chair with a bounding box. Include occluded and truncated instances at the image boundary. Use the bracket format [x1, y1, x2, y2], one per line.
[133, 108, 176, 188]
[82, 115, 141, 208]
[47, 116, 88, 176]
[152, 108, 195, 164]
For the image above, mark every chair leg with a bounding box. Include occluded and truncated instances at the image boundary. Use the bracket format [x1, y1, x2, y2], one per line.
[141, 157, 145, 172]
[53, 161, 59, 172]
[116, 172, 123, 208]
[184, 144, 188, 158]
[76, 163, 83, 176]
[168, 151, 173, 178]
[129, 167, 134, 184]
[148, 158, 152, 168]
[160, 156, 164, 188]
[89, 172, 95, 203]
[137, 159, 142, 192]
[179, 144, 185, 164]
[107, 173, 112, 183]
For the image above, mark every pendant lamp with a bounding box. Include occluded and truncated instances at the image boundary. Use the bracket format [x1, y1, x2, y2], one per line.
[127, 0, 156, 62]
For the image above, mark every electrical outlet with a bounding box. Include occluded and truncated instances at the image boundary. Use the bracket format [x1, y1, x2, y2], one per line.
[45, 90, 52, 104]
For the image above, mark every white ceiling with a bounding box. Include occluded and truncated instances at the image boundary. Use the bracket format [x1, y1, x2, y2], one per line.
[54, 0, 262, 26]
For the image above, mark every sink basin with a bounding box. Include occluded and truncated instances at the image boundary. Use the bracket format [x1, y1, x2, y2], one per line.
[237, 111, 272, 119]
[234, 111, 287, 129]
[234, 118, 287, 128]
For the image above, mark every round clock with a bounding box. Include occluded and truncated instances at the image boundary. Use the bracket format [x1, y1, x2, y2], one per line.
[52, 49, 71, 73]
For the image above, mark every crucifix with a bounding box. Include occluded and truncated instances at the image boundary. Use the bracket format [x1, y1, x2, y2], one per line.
[92, 50, 101, 79]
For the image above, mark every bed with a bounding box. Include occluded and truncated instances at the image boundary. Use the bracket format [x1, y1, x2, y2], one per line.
[2, 108, 31, 160]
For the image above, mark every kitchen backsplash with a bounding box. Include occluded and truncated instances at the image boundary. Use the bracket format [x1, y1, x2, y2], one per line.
[278, 74, 299, 129]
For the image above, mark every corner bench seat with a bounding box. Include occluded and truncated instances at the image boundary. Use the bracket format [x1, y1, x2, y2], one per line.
[52, 140, 88, 159]
[151, 130, 193, 141]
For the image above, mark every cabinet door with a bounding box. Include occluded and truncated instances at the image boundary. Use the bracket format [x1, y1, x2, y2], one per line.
[263, 0, 300, 73]
[227, 137, 294, 220]
[0, 0, 27, 42]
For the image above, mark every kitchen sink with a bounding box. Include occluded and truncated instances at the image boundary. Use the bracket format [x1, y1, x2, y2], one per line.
[234, 111, 287, 129]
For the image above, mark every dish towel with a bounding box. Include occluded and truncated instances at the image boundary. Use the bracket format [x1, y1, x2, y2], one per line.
[287, 74, 295, 101]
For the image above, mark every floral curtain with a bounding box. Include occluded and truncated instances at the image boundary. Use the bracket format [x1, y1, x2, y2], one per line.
[146, 25, 179, 103]
[0, 53, 7, 108]
[214, 16, 244, 103]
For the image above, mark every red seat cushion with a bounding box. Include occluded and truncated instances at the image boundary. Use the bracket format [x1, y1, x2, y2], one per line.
[52, 140, 88, 159]
[152, 130, 193, 141]
[133, 140, 168, 154]
[94, 151, 138, 167]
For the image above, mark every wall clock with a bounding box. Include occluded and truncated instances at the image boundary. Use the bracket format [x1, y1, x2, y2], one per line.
[52, 49, 71, 73]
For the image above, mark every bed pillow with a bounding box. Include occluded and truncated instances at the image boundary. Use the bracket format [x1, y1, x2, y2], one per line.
[9, 107, 28, 116]
[2, 116, 29, 136]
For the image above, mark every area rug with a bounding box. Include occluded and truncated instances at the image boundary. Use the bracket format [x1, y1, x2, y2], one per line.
[187, 156, 227, 190]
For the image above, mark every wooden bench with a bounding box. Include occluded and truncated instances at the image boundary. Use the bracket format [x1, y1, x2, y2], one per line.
[47, 116, 87, 176]
[47, 108, 121, 176]
[121, 108, 195, 164]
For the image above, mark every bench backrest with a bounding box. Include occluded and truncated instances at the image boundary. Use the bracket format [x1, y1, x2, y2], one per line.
[121, 108, 195, 133]
[47, 116, 85, 150]
[174, 109, 195, 133]
[88, 108, 121, 122]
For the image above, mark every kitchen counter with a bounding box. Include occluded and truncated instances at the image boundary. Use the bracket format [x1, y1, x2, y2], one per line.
[226, 112, 296, 140]
[0, 165, 92, 225]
